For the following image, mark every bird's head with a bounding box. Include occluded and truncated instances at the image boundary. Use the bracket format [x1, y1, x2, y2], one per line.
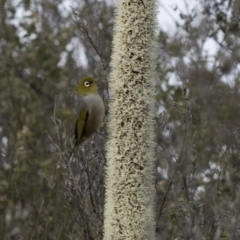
[76, 77, 98, 96]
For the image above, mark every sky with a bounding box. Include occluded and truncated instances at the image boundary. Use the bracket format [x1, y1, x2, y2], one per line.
[159, 0, 219, 55]
[158, 0, 198, 32]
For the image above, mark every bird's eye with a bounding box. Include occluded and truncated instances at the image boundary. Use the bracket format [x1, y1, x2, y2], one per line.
[84, 81, 90, 87]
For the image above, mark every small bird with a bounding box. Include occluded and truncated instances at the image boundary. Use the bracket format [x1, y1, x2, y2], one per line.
[69, 77, 105, 158]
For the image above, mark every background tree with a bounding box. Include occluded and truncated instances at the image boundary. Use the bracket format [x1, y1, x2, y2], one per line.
[0, 0, 112, 239]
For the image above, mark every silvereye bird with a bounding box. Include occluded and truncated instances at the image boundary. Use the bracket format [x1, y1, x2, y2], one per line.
[69, 77, 105, 157]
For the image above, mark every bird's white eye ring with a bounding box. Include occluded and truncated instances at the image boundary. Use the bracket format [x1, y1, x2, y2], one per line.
[84, 81, 90, 87]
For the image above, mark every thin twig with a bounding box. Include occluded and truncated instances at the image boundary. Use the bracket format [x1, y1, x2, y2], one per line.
[31, 200, 44, 240]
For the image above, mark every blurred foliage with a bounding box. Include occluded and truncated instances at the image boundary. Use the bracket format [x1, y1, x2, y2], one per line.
[0, 0, 112, 239]
[155, 0, 240, 239]
[1, 0, 240, 239]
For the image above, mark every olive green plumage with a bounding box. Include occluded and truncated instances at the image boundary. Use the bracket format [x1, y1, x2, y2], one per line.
[69, 77, 105, 157]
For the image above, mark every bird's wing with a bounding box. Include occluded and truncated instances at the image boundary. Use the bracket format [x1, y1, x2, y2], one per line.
[74, 103, 88, 147]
